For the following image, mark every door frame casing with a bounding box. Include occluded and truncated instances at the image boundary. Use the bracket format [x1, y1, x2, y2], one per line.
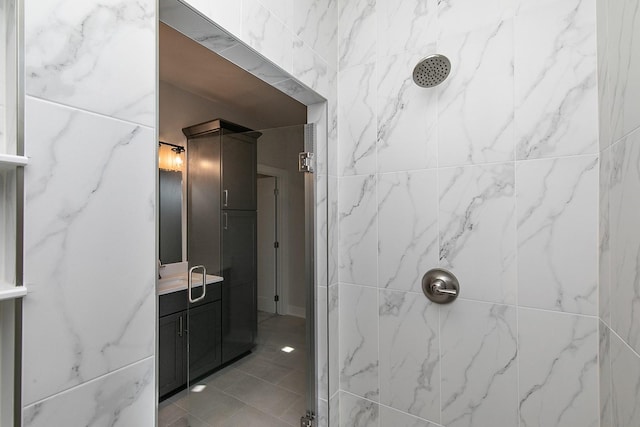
[257, 164, 290, 316]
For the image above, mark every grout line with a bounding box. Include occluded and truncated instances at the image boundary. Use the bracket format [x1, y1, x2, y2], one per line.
[25, 95, 155, 131]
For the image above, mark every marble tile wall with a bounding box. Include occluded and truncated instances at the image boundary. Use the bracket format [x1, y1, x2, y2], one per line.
[22, 0, 157, 424]
[597, 0, 640, 425]
[337, 0, 606, 425]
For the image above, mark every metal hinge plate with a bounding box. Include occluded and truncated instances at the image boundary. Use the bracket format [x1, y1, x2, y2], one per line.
[300, 411, 315, 427]
[274, 295, 279, 302]
[298, 152, 314, 173]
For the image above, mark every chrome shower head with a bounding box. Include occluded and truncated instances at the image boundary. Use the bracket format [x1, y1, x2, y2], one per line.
[412, 54, 451, 88]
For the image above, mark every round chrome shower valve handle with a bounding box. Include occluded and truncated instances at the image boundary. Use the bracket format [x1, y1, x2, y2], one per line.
[422, 268, 460, 304]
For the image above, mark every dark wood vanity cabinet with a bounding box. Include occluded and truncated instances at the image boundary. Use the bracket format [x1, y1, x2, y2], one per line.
[158, 311, 186, 397]
[158, 284, 222, 399]
[184, 119, 259, 367]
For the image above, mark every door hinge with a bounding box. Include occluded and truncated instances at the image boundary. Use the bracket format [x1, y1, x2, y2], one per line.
[274, 188, 279, 196]
[274, 241, 279, 248]
[298, 152, 314, 173]
[274, 295, 280, 302]
[300, 411, 315, 427]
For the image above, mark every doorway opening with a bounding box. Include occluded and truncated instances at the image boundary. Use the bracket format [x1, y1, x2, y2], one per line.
[156, 10, 327, 425]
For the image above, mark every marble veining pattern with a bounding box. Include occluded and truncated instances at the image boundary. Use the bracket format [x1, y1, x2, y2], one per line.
[606, 0, 640, 143]
[600, 146, 612, 323]
[514, 0, 598, 160]
[518, 309, 599, 427]
[23, 357, 154, 427]
[439, 163, 516, 305]
[377, 170, 438, 293]
[242, 0, 294, 72]
[599, 322, 613, 427]
[438, 20, 514, 167]
[440, 300, 518, 427]
[438, 0, 514, 38]
[23, 98, 156, 405]
[338, 62, 377, 176]
[379, 290, 440, 422]
[294, 0, 338, 69]
[377, 51, 438, 173]
[609, 129, 640, 355]
[376, 0, 437, 59]
[379, 405, 441, 427]
[339, 175, 377, 287]
[339, 392, 379, 427]
[25, 0, 156, 127]
[339, 284, 379, 401]
[610, 331, 640, 427]
[517, 155, 598, 315]
[338, 0, 376, 70]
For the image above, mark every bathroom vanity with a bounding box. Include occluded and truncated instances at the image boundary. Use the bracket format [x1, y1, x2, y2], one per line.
[158, 273, 223, 398]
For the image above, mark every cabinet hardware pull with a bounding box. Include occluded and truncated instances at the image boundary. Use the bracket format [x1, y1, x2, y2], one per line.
[178, 315, 183, 337]
[223, 212, 228, 230]
[223, 189, 229, 207]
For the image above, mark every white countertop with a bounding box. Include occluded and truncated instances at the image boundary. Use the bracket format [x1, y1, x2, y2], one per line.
[158, 272, 223, 296]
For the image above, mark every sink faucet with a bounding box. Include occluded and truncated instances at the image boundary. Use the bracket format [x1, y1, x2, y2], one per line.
[158, 260, 165, 279]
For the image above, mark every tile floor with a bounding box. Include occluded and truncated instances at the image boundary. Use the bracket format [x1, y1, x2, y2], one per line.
[159, 312, 307, 427]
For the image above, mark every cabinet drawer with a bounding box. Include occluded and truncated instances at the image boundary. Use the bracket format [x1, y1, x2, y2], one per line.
[159, 282, 222, 317]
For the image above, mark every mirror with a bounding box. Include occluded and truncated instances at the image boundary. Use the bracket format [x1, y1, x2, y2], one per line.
[159, 169, 183, 264]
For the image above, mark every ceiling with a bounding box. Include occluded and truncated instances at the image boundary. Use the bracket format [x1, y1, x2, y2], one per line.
[159, 23, 307, 128]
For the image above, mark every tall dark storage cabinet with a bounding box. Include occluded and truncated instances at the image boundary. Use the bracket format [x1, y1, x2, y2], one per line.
[184, 119, 259, 365]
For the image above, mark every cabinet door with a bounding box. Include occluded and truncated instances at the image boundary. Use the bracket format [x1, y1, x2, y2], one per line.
[221, 133, 257, 210]
[221, 210, 257, 363]
[159, 312, 186, 398]
[188, 300, 222, 381]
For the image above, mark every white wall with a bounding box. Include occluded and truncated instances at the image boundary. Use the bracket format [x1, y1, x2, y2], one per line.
[337, 0, 601, 426]
[257, 126, 306, 314]
[597, 0, 640, 425]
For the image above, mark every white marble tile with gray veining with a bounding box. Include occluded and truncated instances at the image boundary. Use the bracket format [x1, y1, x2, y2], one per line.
[294, 0, 338, 68]
[209, 0, 242, 37]
[25, 0, 155, 127]
[438, 0, 514, 38]
[293, 38, 331, 98]
[610, 332, 640, 427]
[607, 0, 640, 143]
[242, 0, 294, 72]
[339, 392, 379, 427]
[376, 0, 437, 58]
[339, 175, 377, 287]
[329, 284, 339, 397]
[600, 147, 611, 323]
[316, 175, 329, 289]
[340, 284, 379, 401]
[609, 130, 640, 355]
[330, 392, 340, 427]
[160, 0, 240, 53]
[517, 155, 598, 315]
[379, 405, 442, 427]
[518, 309, 599, 427]
[22, 98, 156, 405]
[596, 0, 613, 150]
[258, 0, 294, 31]
[439, 163, 516, 305]
[273, 78, 325, 105]
[218, 43, 291, 85]
[338, 0, 376, 70]
[438, 21, 514, 167]
[338, 62, 377, 176]
[377, 51, 437, 173]
[599, 322, 613, 427]
[440, 300, 518, 427]
[378, 170, 438, 293]
[318, 286, 329, 399]
[328, 175, 339, 286]
[23, 357, 154, 427]
[514, 0, 598, 160]
[379, 290, 440, 422]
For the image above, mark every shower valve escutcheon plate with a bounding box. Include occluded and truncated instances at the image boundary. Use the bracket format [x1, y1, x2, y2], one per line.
[422, 268, 460, 304]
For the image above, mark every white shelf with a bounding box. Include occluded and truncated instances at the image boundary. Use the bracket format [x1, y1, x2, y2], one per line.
[0, 154, 28, 171]
[0, 283, 27, 301]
